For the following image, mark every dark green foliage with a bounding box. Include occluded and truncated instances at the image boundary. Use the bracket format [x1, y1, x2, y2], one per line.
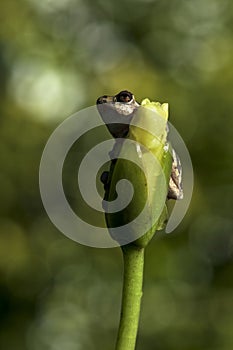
[0, 0, 233, 349]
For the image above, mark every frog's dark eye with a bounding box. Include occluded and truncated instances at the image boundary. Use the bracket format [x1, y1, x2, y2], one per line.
[115, 90, 133, 103]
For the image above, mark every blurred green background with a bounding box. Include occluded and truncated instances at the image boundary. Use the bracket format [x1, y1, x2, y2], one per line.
[0, 0, 233, 349]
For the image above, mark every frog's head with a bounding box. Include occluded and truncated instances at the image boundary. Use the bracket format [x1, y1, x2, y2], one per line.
[96, 90, 137, 105]
[96, 90, 139, 138]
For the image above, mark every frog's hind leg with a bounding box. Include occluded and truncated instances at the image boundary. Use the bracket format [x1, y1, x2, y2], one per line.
[167, 149, 183, 200]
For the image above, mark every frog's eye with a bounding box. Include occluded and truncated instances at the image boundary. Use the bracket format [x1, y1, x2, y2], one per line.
[115, 90, 133, 103]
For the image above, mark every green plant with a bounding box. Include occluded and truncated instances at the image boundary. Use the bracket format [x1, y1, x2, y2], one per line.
[99, 95, 178, 349]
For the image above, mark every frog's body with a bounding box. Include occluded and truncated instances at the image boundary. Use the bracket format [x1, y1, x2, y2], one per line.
[96, 90, 183, 201]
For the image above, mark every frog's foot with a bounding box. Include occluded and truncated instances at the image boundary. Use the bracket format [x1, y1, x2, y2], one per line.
[167, 149, 183, 200]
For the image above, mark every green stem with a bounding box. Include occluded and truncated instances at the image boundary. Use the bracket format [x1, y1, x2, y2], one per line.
[115, 245, 145, 350]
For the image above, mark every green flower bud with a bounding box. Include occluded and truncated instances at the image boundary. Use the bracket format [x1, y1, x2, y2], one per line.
[104, 98, 173, 248]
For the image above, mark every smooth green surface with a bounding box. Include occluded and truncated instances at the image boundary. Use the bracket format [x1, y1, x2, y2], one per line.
[116, 246, 144, 350]
[134, 143, 172, 248]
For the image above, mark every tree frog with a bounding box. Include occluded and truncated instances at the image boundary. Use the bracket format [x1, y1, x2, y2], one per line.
[97, 90, 183, 201]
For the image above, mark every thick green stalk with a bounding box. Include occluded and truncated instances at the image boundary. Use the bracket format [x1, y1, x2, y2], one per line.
[115, 245, 145, 350]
